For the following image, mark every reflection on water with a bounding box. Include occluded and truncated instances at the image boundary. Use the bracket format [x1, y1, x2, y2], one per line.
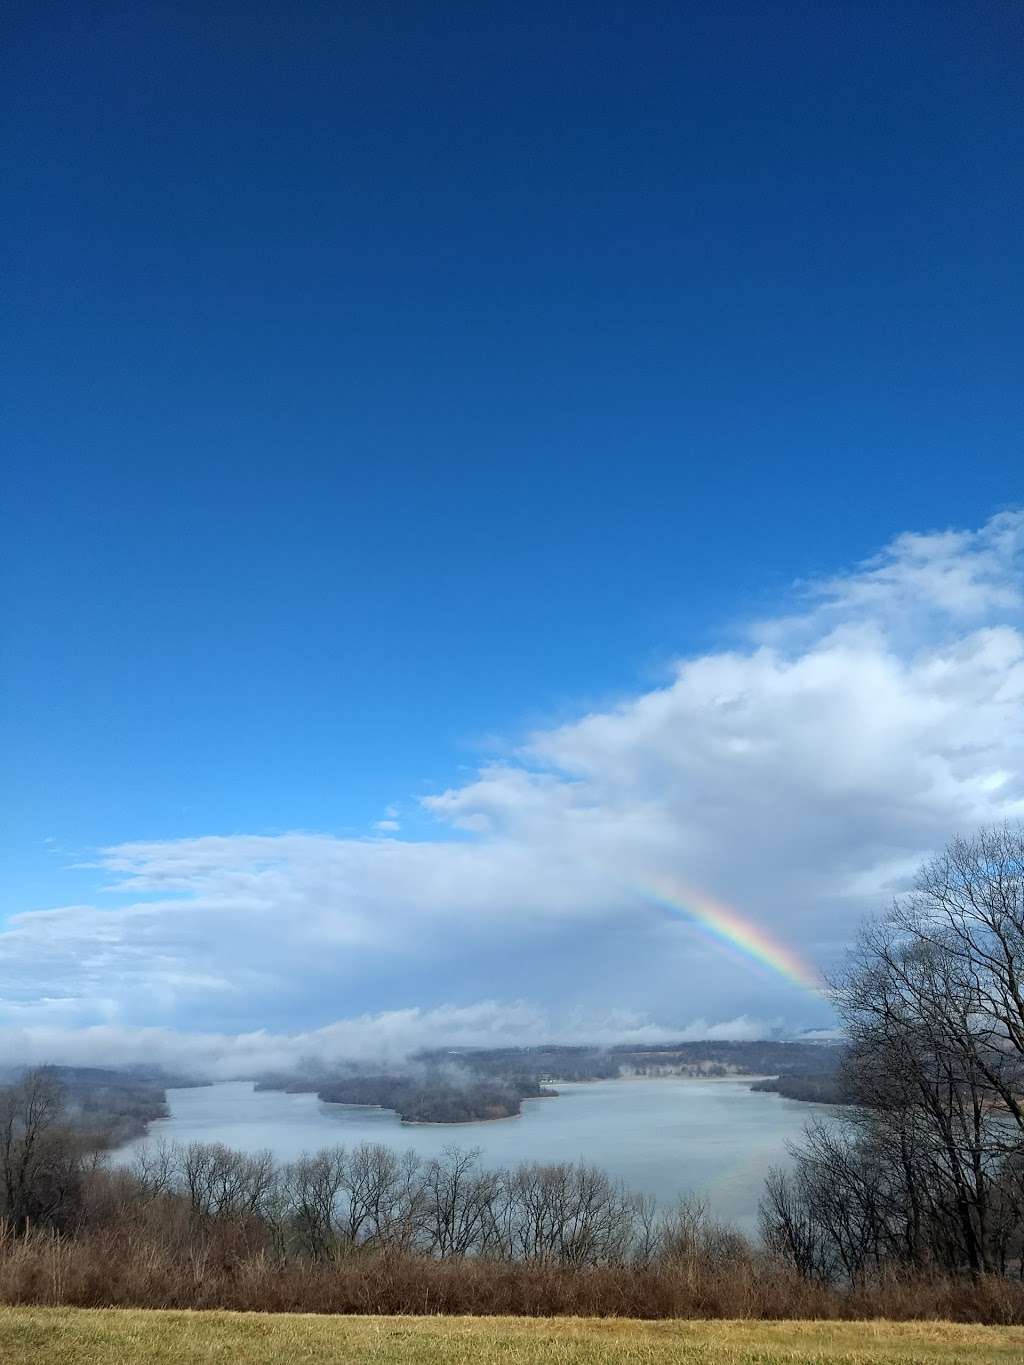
[117, 1077, 829, 1233]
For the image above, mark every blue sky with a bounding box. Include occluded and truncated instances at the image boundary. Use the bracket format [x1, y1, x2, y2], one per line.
[2, 3, 1023, 1066]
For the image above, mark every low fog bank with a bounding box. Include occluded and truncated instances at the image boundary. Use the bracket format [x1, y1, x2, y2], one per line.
[0, 1003, 837, 1081]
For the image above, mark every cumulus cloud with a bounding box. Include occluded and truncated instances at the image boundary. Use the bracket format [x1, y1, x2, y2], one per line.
[2, 510, 1023, 1065]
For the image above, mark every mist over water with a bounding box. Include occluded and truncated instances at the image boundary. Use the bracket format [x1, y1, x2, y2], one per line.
[119, 1076, 828, 1234]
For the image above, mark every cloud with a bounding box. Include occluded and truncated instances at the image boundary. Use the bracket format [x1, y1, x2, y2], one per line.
[814, 511, 1024, 620]
[0, 1005, 780, 1079]
[2, 510, 1023, 1063]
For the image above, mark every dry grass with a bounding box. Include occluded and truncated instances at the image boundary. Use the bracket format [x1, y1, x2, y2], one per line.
[2, 1308, 1024, 1364]
[6, 1225, 1024, 1324]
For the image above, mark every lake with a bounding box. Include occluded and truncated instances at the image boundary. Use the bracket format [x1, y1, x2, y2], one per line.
[118, 1077, 829, 1233]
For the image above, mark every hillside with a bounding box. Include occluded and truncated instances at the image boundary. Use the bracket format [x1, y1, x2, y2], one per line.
[2, 1308, 1021, 1364]
[0, 1066, 174, 1147]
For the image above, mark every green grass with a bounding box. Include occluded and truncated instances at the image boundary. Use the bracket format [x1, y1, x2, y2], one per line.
[2, 1308, 1023, 1364]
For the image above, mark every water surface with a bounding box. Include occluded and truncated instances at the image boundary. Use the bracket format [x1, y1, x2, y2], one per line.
[119, 1077, 828, 1233]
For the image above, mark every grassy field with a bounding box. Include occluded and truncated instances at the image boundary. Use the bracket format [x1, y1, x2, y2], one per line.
[2, 1308, 1023, 1364]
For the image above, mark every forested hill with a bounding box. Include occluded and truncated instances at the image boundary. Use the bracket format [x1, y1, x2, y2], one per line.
[612, 1040, 841, 1077]
[750, 1072, 848, 1103]
[421, 1039, 842, 1082]
[0, 1066, 175, 1146]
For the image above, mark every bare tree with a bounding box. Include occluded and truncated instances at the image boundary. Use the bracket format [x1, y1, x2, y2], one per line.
[179, 1142, 278, 1221]
[765, 823, 1024, 1281]
[281, 1147, 348, 1257]
[0, 1068, 82, 1232]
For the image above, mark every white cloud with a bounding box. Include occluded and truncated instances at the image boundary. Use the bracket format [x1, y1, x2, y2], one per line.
[2, 510, 1023, 1064]
[0, 1005, 779, 1078]
[759, 510, 1024, 648]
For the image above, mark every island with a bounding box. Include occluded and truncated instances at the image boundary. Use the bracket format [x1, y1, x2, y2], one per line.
[255, 1069, 557, 1123]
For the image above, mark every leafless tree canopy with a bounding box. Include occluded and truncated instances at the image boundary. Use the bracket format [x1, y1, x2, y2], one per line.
[126, 1138, 688, 1266]
[0, 1070, 86, 1233]
[762, 822, 1024, 1281]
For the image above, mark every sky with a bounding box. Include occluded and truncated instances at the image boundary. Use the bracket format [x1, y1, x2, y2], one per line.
[2, 2, 1023, 1072]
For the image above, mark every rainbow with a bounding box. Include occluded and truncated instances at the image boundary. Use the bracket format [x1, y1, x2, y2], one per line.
[634, 872, 825, 996]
